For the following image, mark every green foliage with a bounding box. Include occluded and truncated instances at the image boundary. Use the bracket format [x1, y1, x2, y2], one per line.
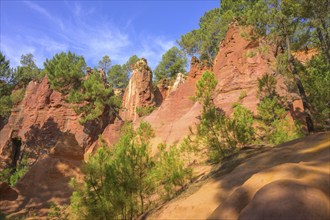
[257, 72, 277, 99]
[256, 74, 302, 145]
[0, 157, 29, 186]
[107, 55, 140, 89]
[244, 50, 257, 58]
[194, 71, 218, 106]
[44, 51, 86, 93]
[0, 53, 13, 119]
[98, 55, 111, 74]
[107, 64, 128, 89]
[178, 8, 223, 64]
[193, 71, 238, 162]
[123, 55, 140, 76]
[302, 54, 330, 129]
[0, 94, 12, 119]
[47, 202, 68, 220]
[70, 122, 155, 219]
[0, 52, 10, 80]
[154, 46, 187, 82]
[232, 104, 255, 147]
[13, 53, 42, 86]
[70, 122, 191, 219]
[68, 69, 120, 125]
[153, 144, 192, 198]
[10, 88, 25, 105]
[136, 106, 156, 117]
[238, 90, 247, 101]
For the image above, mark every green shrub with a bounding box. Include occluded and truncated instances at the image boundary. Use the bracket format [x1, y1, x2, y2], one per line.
[68, 69, 121, 125]
[232, 104, 255, 146]
[10, 88, 25, 105]
[70, 122, 192, 219]
[302, 54, 330, 130]
[257, 74, 303, 145]
[136, 106, 156, 117]
[238, 90, 247, 101]
[0, 95, 12, 118]
[0, 157, 29, 186]
[153, 143, 192, 199]
[244, 50, 257, 58]
[193, 71, 240, 162]
[47, 202, 68, 220]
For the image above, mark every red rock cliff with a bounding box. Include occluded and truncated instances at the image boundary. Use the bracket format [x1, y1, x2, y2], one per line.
[0, 77, 90, 170]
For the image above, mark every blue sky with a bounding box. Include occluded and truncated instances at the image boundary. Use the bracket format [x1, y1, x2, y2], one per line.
[0, 0, 219, 70]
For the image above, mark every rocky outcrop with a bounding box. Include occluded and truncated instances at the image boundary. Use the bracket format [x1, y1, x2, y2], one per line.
[212, 24, 303, 118]
[0, 133, 84, 218]
[0, 77, 87, 170]
[120, 58, 155, 121]
[140, 57, 211, 146]
[154, 73, 186, 106]
[171, 72, 186, 92]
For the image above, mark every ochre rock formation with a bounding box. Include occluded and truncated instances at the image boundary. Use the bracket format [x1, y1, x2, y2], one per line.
[0, 133, 84, 218]
[0, 77, 89, 170]
[140, 57, 211, 146]
[154, 73, 186, 106]
[120, 58, 155, 121]
[213, 24, 292, 115]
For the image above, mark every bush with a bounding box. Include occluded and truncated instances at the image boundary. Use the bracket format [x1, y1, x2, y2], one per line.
[0, 157, 29, 186]
[244, 50, 257, 58]
[10, 88, 25, 105]
[136, 106, 156, 117]
[256, 74, 303, 145]
[153, 143, 192, 199]
[0, 95, 12, 119]
[232, 104, 255, 146]
[70, 122, 192, 219]
[302, 54, 330, 130]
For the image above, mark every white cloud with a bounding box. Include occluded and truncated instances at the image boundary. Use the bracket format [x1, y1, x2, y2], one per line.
[1, 36, 36, 67]
[23, 1, 64, 30]
[2, 2, 177, 71]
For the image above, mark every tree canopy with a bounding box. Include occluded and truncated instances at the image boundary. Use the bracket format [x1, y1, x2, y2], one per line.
[44, 51, 86, 93]
[154, 46, 187, 82]
[178, 8, 223, 64]
[98, 55, 111, 74]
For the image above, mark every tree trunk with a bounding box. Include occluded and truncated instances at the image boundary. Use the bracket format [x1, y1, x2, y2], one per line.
[316, 26, 330, 64]
[285, 35, 315, 133]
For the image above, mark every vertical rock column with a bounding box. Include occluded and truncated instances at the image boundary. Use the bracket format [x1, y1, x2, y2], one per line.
[120, 58, 155, 121]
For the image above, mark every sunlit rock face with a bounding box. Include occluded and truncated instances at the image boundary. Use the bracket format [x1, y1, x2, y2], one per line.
[120, 58, 155, 121]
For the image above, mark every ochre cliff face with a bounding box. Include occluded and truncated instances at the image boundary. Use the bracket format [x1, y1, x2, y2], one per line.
[140, 57, 211, 146]
[120, 59, 155, 121]
[0, 77, 89, 170]
[213, 24, 276, 114]
[0, 133, 84, 218]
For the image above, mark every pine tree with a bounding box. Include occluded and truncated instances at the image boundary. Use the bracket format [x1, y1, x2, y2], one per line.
[13, 53, 41, 86]
[256, 74, 302, 145]
[44, 51, 86, 93]
[107, 64, 128, 89]
[193, 71, 237, 162]
[154, 47, 187, 82]
[68, 68, 121, 125]
[98, 55, 112, 74]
